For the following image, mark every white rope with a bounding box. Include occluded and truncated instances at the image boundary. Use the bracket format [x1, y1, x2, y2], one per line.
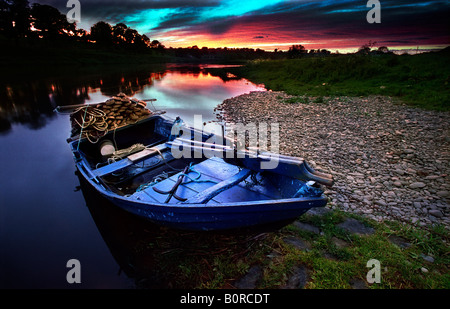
[71, 106, 109, 144]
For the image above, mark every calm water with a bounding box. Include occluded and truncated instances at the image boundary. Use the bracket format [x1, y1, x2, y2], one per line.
[0, 64, 265, 288]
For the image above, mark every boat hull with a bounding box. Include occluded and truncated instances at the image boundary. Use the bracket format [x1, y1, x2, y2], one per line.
[70, 113, 331, 231]
[109, 192, 328, 231]
[75, 163, 327, 231]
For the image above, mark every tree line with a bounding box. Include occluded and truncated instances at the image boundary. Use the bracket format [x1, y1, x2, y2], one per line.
[0, 0, 162, 52]
[0, 0, 393, 59]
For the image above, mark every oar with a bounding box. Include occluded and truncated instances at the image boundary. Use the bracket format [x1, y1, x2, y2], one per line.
[167, 139, 334, 187]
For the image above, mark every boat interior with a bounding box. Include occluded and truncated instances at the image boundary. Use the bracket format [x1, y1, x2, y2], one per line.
[73, 115, 320, 205]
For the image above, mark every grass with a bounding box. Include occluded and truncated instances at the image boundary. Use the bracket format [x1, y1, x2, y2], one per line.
[230, 49, 450, 111]
[127, 209, 449, 289]
[274, 211, 449, 289]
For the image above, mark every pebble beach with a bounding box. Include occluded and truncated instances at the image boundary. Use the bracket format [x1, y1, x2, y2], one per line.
[216, 91, 450, 229]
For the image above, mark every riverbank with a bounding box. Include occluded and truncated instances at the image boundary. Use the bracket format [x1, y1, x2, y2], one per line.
[0, 38, 248, 76]
[202, 91, 449, 289]
[227, 49, 450, 111]
[216, 91, 450, 228]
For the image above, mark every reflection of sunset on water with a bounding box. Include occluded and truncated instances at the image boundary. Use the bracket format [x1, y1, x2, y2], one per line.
[155, 71, 260, 98]
[137, 69, 265, 126]
[0, 65, 265, 133]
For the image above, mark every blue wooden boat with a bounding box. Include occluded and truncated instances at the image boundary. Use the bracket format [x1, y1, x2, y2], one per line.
[67, 102, 333, 231]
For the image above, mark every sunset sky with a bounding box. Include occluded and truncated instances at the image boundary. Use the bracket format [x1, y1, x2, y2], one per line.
[36, 0, 449, 52]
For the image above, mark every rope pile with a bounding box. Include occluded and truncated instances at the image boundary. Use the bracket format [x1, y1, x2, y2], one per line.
[70, 93, 152, 143]
[109, 143, 146, 162]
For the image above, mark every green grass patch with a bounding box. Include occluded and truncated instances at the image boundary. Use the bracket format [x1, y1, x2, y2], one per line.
[123, 208, 448, 289]
[231, 50, 450, 111]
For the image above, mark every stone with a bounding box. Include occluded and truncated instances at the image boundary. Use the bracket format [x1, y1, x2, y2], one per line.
[375, 200, 387, 207]
[281, 265, 309, 289]
[436, 191, 449, 198]
[283, 237, 311, 251]
[233, 265, 263, 289]
[308, 207, 332, 217]
[410, 182, 426, 189]
[337, 218, 375, 235]
[349, 278, 368, 289]
[395, 169, 405, 176]
[331, 237, 350, 249]
[425, 175, 440, 180]
[292, 221, 320, 234]
[393, 181, 402, 187]
[388, 235, 412, 249]
[420, 254, 435, 263]
[428, 209, 443, 218]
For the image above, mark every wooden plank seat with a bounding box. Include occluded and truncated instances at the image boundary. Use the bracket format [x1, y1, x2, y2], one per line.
[93, 143, 169, 178]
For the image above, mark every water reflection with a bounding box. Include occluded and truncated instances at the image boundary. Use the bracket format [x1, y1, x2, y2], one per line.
[0, 64, 267, 288]
[77, 173, 171, 288]
[0, 67, 167, 134]
[0, 64, 265, 134]
[77, 171, 278, 289]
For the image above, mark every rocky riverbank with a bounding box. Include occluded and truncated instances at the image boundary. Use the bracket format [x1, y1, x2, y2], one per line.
[215, 91, 450, 229]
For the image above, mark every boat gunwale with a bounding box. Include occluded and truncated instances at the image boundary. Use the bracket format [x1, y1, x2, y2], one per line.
[75, 158, 328, 210]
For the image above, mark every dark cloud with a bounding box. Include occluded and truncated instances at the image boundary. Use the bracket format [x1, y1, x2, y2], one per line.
[32, 0, 220, 23]
[153, 16, 197, 30]
[30, 0, 450, 49]
[205, 17, 241, 35]
[193, 0, 449, 46]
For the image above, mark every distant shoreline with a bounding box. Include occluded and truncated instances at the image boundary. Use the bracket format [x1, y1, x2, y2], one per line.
[2, 36, 449, 111]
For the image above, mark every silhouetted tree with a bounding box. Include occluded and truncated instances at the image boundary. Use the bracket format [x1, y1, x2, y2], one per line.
[288, 44, 307, 58]
[31, 3, 76, 39]
[377, 46, 390, 54]
[0, 0, 12, 34]
[74, 28, 87, 40]
[90, 21, 113, 45]
[11, 0, 30, 35]
[134, 33, 150, 50]
[112, 22, 127, 45]
[123, 27, 139, 45]
[0, 0, 30, 37]
[357, 40, 376, 55]
[150, 39, 164, 49]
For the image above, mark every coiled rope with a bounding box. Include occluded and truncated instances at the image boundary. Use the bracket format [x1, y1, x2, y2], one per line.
[108, 143, 146, 163]
[72, 106, 110, 144]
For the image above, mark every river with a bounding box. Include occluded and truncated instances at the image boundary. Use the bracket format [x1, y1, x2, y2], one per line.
[0, 64, 266, 288]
